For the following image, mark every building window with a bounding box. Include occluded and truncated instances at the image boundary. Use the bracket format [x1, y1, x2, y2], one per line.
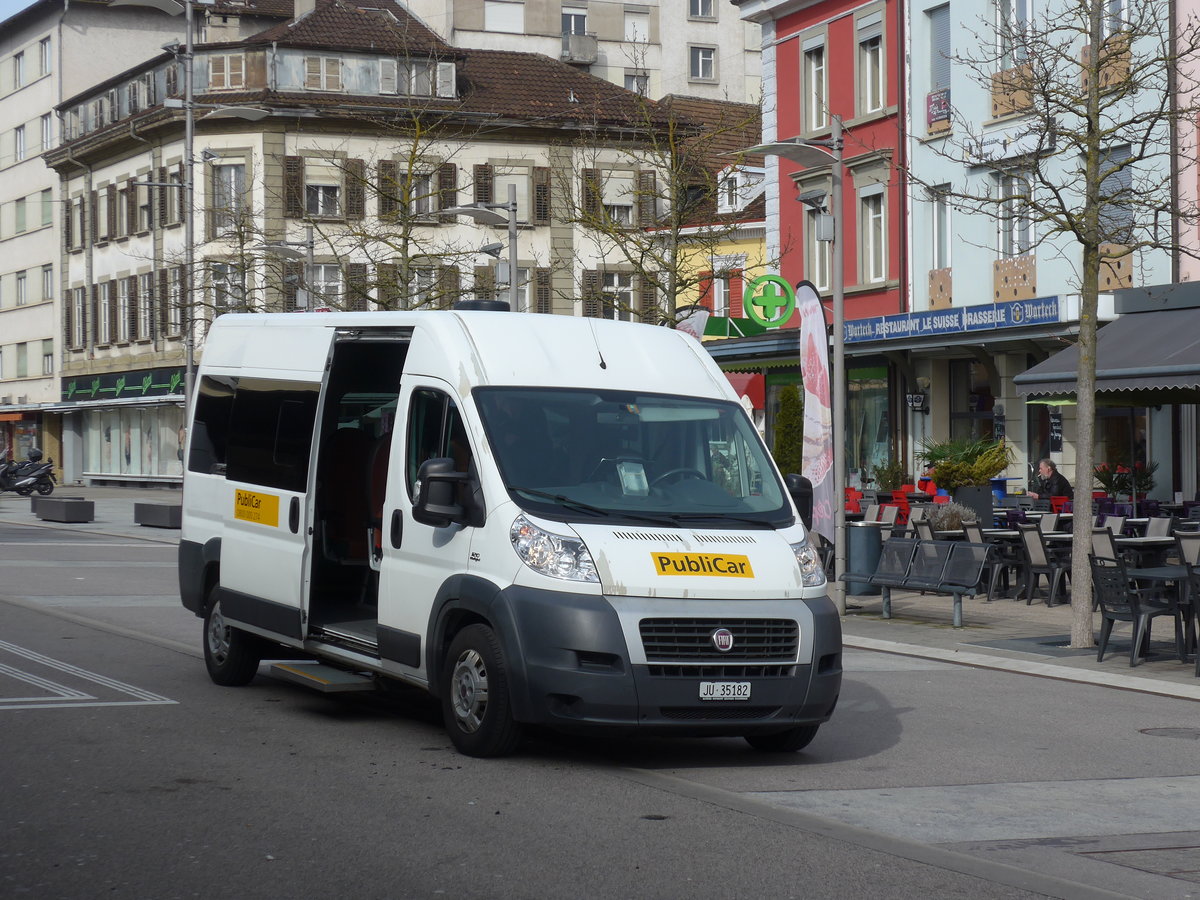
[39, 38, 51, 76]
[997, 0, 1032, 69]
[210, 54, 246, 90]
[42, 339, 53, 375]
[1102, 0, 1126, 38]
[859, 188, 886, 283]
[601, 271, 634, 320]
[98, 282, 111, 341]
[498, 266, 530, 311]
[803, 41, 828, 132]
[1000, 173, 1032, 256]
[625, 12, 648, 42]
[403, 171, 435, 216]
[212, 162, 246, 233]
[72, 287, 87, 347]
[689, 0, 715, 18]
[168, 267, 184, 334]
[41, 265, 52, 302]
[562, 10, 586, 34]
[304, 56, 342, 91]
[13, 52, 25, 89]
[138, 273, 154, 339]
[689, 46, 716, 81]
[167, 170, 181, 224]
[40, 114, 51, 152]
[16, 271, 27, 306]
[930, 5, 951, 90]
[857, 12, 884, 115]
[1099, 145, 1133, 244]
[484, 0, 524, 33]
[137, 183, 152, 232]
[306, 184, 339, 217]
[40, 189, 51, 227]
[804, 209, 830, 292]
[16, 343, 27, 378]
[210, 262, 244, 315]
[15, 197, 26, 233]
[14, 125, 25, 162]
[411, 267, 438, 309]
[309, 264, 342, 307]
[624, 72, 648, 95]
[117, 278, 132, 341]
[711, 274, 731, 316]
[931, 184, 951, 269]
[494, 166, 531, 223]
[600, 170, 634, 226]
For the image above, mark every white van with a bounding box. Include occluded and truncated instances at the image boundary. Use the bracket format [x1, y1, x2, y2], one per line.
[179, 309, 840, 756]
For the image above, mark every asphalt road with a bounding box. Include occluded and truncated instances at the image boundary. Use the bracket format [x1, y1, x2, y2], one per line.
[2, 522, 1198, 899]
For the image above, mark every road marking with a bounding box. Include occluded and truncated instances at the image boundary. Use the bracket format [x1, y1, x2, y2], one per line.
[0, 639, 176, 710]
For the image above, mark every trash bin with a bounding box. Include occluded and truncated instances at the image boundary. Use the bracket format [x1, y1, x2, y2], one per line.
[845, 521, 882, 596]
[785, 473, 813, 530]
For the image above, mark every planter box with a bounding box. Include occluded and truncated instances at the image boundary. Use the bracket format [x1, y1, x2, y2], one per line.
[134, 502, 182, 529]
[953, 485, 995, 526]
[37, 498, 95, 523]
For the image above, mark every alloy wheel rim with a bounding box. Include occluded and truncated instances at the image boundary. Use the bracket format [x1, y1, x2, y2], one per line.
[450, 649, 489, 733]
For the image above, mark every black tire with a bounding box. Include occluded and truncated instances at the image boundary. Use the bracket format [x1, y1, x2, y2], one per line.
[36, 480, 53, 496]
[203, 589, 263, 686]
[441, 624, 522, 758]
[744, 724, 820, 753]
[15, 486, 33, 496]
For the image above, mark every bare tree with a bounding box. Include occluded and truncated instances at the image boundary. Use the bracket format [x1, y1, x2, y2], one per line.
[914, 0, 1200, 646]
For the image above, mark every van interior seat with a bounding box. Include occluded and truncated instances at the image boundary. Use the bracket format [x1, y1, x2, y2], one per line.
[320, 426, 371, 563]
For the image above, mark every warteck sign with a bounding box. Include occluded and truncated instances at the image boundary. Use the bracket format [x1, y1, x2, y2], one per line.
[844, 297, 1061, 343]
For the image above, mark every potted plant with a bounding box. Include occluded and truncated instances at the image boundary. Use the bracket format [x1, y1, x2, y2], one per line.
[1094, 459, 1157, 499]
[870, 458, 910, 494]
[918, 437, 1014, 524]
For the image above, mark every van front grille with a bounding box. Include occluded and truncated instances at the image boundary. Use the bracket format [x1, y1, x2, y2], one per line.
[639, 618, 798, 662]
[646, 664, 796, 679]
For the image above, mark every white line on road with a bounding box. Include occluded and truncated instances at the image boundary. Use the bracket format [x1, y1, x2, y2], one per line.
[0, 639, 176, 708]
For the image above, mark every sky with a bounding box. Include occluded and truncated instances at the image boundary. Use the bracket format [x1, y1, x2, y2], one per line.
[1, 0, 41, 22]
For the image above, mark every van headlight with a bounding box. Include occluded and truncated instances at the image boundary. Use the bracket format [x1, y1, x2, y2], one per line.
[791, 538, 827, 587]
[510, 515, 599, 583]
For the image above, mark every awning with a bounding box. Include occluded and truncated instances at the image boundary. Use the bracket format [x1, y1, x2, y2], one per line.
[1014, 306, 1200, 404]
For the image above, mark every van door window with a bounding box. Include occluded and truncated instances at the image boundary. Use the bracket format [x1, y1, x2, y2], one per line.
[407, 388, 472, 499]
[225, 378, 320, 492]
[189, 375, 235, 475]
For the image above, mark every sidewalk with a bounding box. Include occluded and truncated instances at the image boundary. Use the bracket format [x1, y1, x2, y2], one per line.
[3, 485, 1198, 701]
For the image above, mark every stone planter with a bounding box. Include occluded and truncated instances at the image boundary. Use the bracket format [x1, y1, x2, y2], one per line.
[952, 485, 994, 527]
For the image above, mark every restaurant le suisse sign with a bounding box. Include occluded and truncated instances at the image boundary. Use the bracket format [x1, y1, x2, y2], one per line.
[844, 297, 1060, 344]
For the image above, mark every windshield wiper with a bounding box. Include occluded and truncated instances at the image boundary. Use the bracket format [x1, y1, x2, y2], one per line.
[507, 486, 611, 517]
[663, 513, 775, 529]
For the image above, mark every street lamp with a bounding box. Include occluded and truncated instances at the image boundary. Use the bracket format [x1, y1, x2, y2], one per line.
[745, 117, 847, 614]
[256, 226, 316, 309]
[444, 183, 520, 311]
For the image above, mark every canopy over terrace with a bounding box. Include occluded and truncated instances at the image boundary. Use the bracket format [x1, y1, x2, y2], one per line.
[1014, 285, 1200, 406]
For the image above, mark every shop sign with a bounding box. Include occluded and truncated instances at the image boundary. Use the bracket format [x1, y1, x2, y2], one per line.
[61, 366, 185, 403]
[844, 297, 1060, 344]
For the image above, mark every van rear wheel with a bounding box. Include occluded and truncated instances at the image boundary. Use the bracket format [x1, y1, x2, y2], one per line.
[203, 590, 263, 686]
[442, 624, 522, 757]
[744, 724, 819, 753]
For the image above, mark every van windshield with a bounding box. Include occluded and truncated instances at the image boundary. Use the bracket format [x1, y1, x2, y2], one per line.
[474, 388, 791, 527]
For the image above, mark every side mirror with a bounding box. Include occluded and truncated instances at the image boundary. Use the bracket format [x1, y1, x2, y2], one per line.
[412, 457, 470, 528]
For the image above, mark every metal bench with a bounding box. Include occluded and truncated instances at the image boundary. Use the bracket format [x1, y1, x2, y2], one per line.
[844, 538, 991, 628]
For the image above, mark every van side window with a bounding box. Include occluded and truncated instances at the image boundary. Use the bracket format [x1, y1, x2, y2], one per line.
[225, 377, 320, 492]
[189, 375, 236, 474]
[406, 388, 472, 499]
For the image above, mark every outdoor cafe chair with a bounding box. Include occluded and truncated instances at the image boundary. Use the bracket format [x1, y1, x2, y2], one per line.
[863, 503, 881, 523]
[1145, 515, 1179, 538]
[1100, 514, 1126, 537]
[913, 518, 935, 541]
[1050, 495, 1070, 513]
[1089, 554, 1187, 667]
[1017, 522, 1069, 607]
[877, 504, 899, 525]
[1038, 512, 1059, 532]
[963, 520, 1015, 600]
[1174, 530, 1200, 675]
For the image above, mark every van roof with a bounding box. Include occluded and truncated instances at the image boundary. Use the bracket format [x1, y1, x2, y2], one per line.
[202, 311, 735, 400]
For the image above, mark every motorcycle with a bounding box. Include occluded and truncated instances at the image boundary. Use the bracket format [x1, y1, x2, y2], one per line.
[0, 459, 38, 495]
[3, 448, 54, 496]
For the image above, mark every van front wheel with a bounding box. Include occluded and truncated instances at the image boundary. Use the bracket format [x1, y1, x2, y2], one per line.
[203, 592, 263, 686]
[442, 624, 522, 757]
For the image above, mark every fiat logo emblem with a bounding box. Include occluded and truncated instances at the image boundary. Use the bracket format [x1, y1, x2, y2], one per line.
[711, 628, 735, 653]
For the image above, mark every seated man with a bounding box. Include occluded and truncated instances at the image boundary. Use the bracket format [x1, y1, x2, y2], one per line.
[1028, 458, 1071, 500]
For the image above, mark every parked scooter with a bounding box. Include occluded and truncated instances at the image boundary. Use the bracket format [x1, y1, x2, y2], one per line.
[0, 459, 38, 495]
[17, 450, 55, 496]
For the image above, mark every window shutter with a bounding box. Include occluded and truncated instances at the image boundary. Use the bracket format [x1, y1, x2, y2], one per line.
[158, 269, 169, 336]
[376, 262, 398, 309]
[438, 162, 458, 223]
[124, 184, 136, 235]
[107, 279, 118, 343]
[90, 284, 99, 344]
[284, 156, 305, 218]
[438, 265, 460, 309]
[204, 166, 215, 241]
[63, 199, 72, 250]
[145, 274, 156, 341]
[930, 4, 951, 90]
[533, 166, 551, 225]
[107, 184, 117, 238]
[638, 274, 657, 322]
[305, 57, 321, 89]
[283, 259, 303, 311]
[730, 270, 744, 318]
[212, 55, 226, 88]
[380, 59, 397, 93]
[230, 54, 245, 88]
[378, 160, 398, 218]
[127, 276, 138, 340]
[62, 289, 73, 348]
[699, 271, 714, 310]
[473, 163, 493, 205]
[89, 191, 98, 243]
[345, 262, 369, 309]
[474, 265, 495, 301]
[535, 267, 552, 315]
[637, 171, 657, 226]
[582, 269, 601, 317]
[436, 61, 456, 98]
[345, 158, 366, 219]
[157, 167, 168, 223]
[581, 169, 601, 219]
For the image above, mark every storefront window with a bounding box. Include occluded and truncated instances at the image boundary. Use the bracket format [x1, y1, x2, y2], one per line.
[847, 366, 889, 488]
[82, 405, 185, 479]
[949, 359, 995, 442]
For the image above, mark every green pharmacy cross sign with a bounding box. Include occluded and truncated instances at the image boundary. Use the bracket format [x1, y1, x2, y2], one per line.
[744, 275, 797, 328]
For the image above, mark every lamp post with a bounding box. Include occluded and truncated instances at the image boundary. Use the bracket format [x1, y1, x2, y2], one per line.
[745, 118, 847, 613]
[444, 183, 520, 310]
[257, 226, 316, 309]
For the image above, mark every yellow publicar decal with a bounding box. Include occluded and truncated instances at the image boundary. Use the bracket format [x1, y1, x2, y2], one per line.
[233, 489, 280, 527]
[652, 552, 754, 578]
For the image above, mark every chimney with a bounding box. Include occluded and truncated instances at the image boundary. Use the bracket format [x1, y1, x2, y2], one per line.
[294, 0, 317, 19]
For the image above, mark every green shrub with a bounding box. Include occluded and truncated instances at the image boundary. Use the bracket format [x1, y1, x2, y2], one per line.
[772, 384, 804, 476]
